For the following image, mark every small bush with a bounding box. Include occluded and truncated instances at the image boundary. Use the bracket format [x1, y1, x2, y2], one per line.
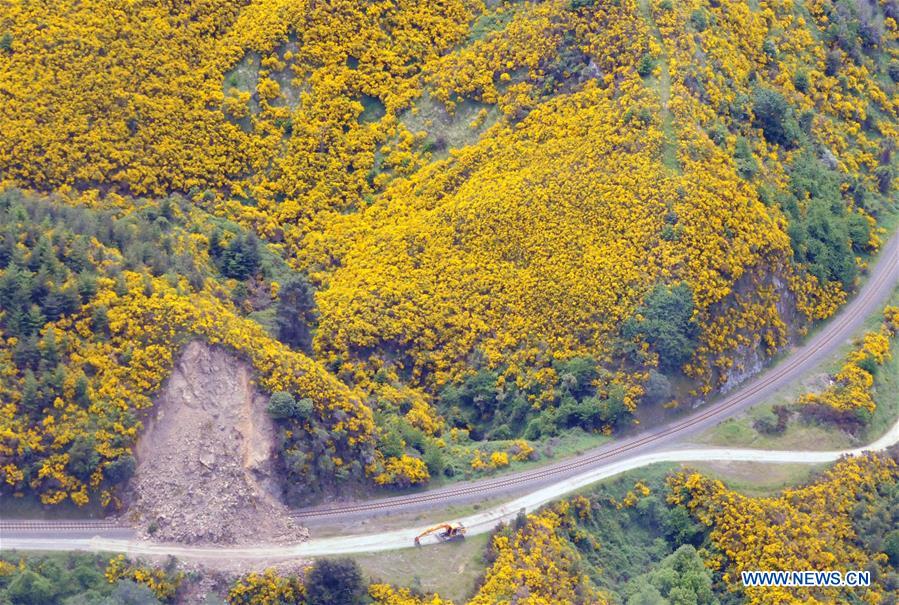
[105, 455, 137, 484]
[690, 9, 709, 31]
[636, 53, 654, 77]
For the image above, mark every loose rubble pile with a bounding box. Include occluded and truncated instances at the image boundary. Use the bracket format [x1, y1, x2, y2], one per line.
[127, 341, 308, 545]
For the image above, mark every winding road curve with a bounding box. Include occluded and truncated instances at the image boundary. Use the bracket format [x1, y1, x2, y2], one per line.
[1, 234, 897, 559]
[4, 417, 899, 559]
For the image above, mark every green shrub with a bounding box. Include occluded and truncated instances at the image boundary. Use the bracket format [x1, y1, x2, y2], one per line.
[752, 87, 800, 148]
[305, 559, 366, 605]
[690, 9, 709, 31]
[636, 53, 654, 77]
[267, 391, 314, 421]
[623, 284, 700, 374]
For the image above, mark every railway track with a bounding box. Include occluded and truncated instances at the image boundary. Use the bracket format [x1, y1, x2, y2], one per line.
[2, 235, 896, 535]
[290, 233, 898, 520]
[0, 520, 128, 532]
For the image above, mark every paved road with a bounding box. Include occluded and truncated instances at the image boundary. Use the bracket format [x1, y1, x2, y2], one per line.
[1, 233, 897, 559]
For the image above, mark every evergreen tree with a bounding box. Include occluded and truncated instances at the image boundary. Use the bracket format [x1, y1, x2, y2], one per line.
[14, 334, 41, 369]
[208, 228, 223, 260]
[40, 328, 59, 368]
[24, 304, 46, 336]
[275, 276, 318, 351]
[20, 370, 40, 413]
[219, 233, 261, 280]
[74, 373, 92, 407]
[91, 305, 110, 338]
[76, 272, 98, 303]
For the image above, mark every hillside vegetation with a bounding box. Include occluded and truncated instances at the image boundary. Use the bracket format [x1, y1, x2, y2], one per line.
[0, 0, 897, 506]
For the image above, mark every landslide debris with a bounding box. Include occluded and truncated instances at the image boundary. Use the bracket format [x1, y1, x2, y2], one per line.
[127, 340, 307, 545]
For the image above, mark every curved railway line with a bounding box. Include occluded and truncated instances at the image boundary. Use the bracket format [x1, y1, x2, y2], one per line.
[1, 233, 896, 554]
[289, 231, 898, 521]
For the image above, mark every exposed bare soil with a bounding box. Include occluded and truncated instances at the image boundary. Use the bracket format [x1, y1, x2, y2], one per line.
[126, 340, 307, 545]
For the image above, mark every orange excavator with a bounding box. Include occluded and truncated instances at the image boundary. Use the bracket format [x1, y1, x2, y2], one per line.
[414, 522, 466, 546]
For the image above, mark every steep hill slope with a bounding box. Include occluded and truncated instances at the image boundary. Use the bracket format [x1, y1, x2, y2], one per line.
[0, 0, 896, 505]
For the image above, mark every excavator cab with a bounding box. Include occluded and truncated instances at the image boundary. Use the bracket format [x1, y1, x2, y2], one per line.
[414, 522, 466, 546]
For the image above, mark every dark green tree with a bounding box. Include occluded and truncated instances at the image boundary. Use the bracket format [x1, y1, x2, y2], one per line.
[20, 370, 40, 413]
[14, 335, 41, 369]
[219, 233, 260, 280]
[752, 87, 800, 148]
[23, 306, 46, 337]
[305, 559, 366, 605]
[74, 373, 92, 407]
[67, 435, 100, 481]
[40, 328, 59, 368]
[623, 284, 699, 374]
[91, 305, 110, 338]
[208, 229, 223, 260]
[275, 276, 318, 352]
[267, 391, 314, 422]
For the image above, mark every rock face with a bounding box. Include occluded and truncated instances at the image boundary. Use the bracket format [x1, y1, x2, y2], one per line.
[127, 340, 307, 545]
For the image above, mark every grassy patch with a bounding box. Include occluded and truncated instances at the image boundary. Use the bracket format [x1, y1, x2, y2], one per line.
[689, 461, 828, 497]
[466, 7, 515, 43]
[424, 428, 611, 490]
[358, 95, 387, 124]
[638, 0, 679, 172]
[353, 534, 489, 602]
[399, 94, 499, 158]
[866, 338, 899, 442]
[696, 411, 854, 451]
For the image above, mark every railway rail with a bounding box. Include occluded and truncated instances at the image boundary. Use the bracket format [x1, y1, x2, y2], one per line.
[1, 233, 896, 544]
[290, 232, 898, 521]
[0, 520, 127, 532]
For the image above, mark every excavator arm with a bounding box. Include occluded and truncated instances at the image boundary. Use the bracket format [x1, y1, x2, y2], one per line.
[414, 523, 465, 546]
